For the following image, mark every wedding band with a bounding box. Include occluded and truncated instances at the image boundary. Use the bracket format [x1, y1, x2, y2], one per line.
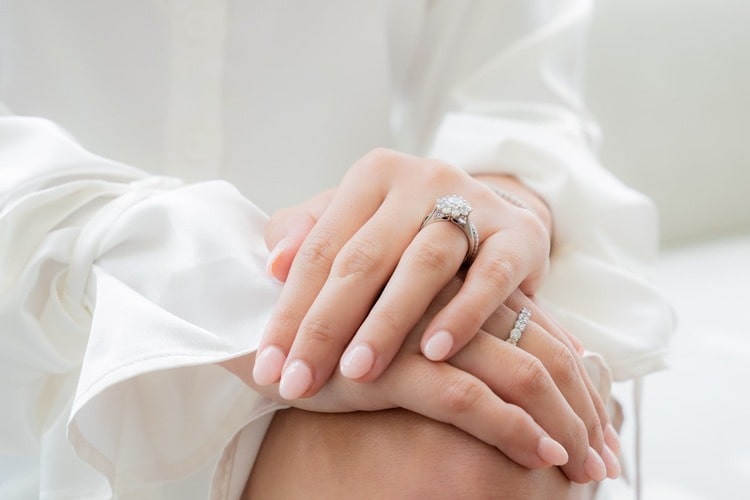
[420, 195, 479, 264]
[507, 307, 531, 346]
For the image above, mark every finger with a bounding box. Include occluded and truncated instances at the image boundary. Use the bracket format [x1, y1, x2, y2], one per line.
[339, 220, 467, 381]
[383, 353, 569, 470]
[449, 330, 602, 484]
[256, 151, 417, 390]
[253, 182, 383, 388]
[503, 291, 617, 461]
[264, 188, 336, 282]
[421, 220, 548, 361]
[277, 195, 422, 398]
[485, 307, 609, 481]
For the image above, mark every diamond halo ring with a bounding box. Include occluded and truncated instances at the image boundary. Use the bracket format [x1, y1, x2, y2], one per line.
[419, 195, 479, 264]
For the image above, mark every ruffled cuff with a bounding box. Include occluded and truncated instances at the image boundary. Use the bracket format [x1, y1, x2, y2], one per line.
[64, 181, 287, 495]
[1, 116, 287, 497]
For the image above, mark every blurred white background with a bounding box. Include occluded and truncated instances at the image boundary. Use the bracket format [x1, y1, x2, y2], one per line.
[586, 1, 750, 498]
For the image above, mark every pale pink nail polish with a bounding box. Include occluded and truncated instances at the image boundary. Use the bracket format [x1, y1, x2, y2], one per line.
[584, 447, 607, 482]
[340, 343, 375, 379]
[423, 330, 453, 361]
[537, 436, 568, 466]
[252, 345, 286, 385]
[265, 237, 290, 282]
[601, 444, 621, 479]
[279, 360, 313, 400]
[604, 424, 621, 454]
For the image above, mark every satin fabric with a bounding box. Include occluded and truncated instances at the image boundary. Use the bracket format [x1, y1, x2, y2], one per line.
[0, 1, 673, 498]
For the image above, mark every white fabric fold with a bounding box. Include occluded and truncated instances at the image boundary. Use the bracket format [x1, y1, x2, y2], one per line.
[0, 118, 287, 498]
[429, 113, 674, 380]
[422, 0, 674, 381]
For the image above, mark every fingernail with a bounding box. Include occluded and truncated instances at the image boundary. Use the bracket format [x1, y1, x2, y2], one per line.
[423, 330, 453, 361]
[340, 343, 375, 379]
[266, 237, 291, 282]
[279, 359, 313, 400]
[584, 447, 607, 482]
[601, 444, 621, 479]
[252, 345, 286, 385]
[604, 424, 621, 454]
[537, 436, 568, 466]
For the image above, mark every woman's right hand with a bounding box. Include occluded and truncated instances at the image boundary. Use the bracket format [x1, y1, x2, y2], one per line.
[224, 276, 621, 483]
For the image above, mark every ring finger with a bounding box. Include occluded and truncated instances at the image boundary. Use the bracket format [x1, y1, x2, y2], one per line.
[482, 305, 609, 482]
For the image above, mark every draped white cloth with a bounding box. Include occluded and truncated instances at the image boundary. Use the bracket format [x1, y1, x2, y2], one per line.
[0, 1, 673, 498]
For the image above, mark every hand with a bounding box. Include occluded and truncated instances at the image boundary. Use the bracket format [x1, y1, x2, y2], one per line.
[254, 186, 619, 479]
[253, 149, 552, 401]
[225, 276, 621, 483]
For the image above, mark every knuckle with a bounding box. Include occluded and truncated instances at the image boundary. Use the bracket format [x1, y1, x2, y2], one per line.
[268, 303, 301, 336]
[299, 317, 338, 347]
[359, 147, 400, 173]
[264, 304, 301, 344]
[585, 414, 604, 443]
[440, 375, 485, 414]
[550, 344, 580, 388]
[480, 256, 517, 291]
[410, 241, 453, 273]
[565, 416, 589, 452]
[522, 212, 552, 257]
[422, 159, 462, 187]
[373, 308, 401, 337]
[332, 237, 384, 279]
[448, 300, 484, 331]
[497, 404, 540, 450]
[502, 405, 533, 436]
[297, 230, 337, 276]
[515, 358, 549, 396]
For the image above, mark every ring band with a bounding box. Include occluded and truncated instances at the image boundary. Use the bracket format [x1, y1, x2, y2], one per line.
[420, 195, 479, 264]
[507, 307, 531, 346]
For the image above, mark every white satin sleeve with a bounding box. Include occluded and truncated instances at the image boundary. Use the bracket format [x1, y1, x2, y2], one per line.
[0, 116, 287, 498]
[424, 0, 675, 380]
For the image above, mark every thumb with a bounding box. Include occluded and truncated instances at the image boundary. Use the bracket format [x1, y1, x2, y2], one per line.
[265, 188, 335, 282]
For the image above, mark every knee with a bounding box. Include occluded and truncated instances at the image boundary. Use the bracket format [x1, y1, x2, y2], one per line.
[247, 408, 588, 500]
[410, 413, 583, 500]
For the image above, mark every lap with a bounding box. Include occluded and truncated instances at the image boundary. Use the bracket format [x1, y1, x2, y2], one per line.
[244, 408, 595, 500]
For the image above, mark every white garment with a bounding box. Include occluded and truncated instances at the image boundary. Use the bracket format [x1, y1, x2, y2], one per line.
[0, 1, 674, 498]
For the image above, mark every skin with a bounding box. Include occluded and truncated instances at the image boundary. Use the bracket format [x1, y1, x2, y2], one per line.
[253, 149, 555, 400]
[236, 279, 619, 496]
[246, 149, 621, 480]
[225, 279, 621, 483]
[243, 408, 599, 500]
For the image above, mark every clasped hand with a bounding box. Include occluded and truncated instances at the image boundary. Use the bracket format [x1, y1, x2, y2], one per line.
[241, 149, 620, 483]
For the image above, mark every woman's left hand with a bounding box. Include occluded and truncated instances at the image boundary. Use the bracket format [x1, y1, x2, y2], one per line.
[253, 148, 552, 400]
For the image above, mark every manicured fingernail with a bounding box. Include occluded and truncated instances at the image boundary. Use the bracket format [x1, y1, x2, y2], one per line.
[340, 343, 375, 379]
[601, 444, 621, 479]
[604, 424, 621, 454]
[252, 345, 286, 385]
[584, 447, 607, 482]
[279, 359, 313, 400]
[537, 436, 568, 466]
[266, 237, 290, 282]
[423, 330, 453, 361]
